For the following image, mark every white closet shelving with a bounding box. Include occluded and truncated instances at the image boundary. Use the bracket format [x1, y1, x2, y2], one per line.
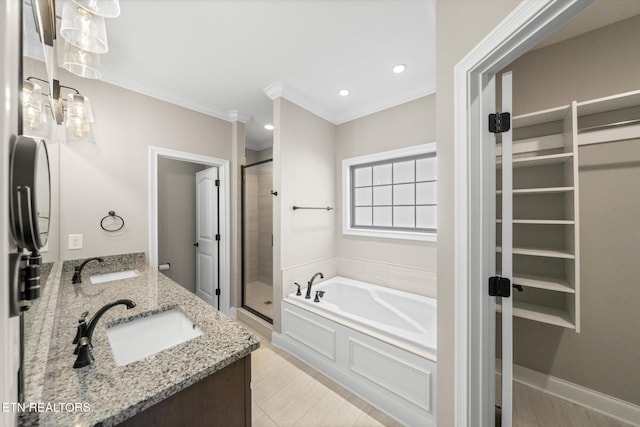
[496, 89, 640, 331]
[497, 103, 581, 331]
[577, 89, 640, 146]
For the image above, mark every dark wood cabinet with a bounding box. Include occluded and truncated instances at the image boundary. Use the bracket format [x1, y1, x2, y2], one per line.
[119, 355, 251, 427]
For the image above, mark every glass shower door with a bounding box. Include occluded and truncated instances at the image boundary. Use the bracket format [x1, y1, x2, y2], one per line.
[241, 159, 274, 323]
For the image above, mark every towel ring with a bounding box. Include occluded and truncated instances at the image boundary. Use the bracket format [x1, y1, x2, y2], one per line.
[100, 211, 125, 232]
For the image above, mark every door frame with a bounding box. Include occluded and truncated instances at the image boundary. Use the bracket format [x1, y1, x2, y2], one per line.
[240, 158, 274, 324]
[452, 0, 594, 425]
[148, 146, 231, 316]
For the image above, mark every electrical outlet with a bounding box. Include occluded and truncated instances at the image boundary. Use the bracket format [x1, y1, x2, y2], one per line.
[68, 234, 83, 250]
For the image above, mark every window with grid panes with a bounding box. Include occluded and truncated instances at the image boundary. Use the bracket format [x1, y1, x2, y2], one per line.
[343, 144, 436, 241]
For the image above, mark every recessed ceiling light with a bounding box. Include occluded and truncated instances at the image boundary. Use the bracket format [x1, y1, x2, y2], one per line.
[264, 124, 274, 130]
[393, 64, 407, 74]
[339, 89, 350, 97]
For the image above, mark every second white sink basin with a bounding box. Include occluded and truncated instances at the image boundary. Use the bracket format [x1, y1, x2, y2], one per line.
[90, 270, 140, 284]
[106, 309, 202, 366]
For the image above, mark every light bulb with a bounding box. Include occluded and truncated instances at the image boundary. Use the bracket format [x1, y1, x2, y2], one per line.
[61, 0, 108, 54]
[63, 41, 102, 79]
[72, 0, 120, 18]
[22, 80, 47, 132]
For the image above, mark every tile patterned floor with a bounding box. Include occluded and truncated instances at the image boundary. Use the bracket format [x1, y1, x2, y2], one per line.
[247, 329, 634, 426]
[250, 336, 402, 427]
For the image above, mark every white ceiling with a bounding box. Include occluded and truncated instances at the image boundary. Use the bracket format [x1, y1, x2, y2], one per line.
[26, 1, 638, 149]
[43, 0, 437, 149]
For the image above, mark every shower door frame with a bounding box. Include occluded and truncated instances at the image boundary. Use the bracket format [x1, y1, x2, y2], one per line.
[240, 158, 274, 324]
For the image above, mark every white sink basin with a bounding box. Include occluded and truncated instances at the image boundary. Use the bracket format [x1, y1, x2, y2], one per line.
[90, 270, 140, 284]
[106, 309, 202, 366]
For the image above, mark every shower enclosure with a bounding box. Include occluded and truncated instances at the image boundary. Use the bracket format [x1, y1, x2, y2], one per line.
[241, 159, 274, 323]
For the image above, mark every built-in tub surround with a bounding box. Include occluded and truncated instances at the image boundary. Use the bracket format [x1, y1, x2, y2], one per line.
[290, 277, 436, 356]
[21, 256, 259, 427]
[273, 276, 437, 426]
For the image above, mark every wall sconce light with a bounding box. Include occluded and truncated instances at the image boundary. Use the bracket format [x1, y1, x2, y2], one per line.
[70, 0, 121, 18]
[60, 0, 109, 54]
[23, 77, 96, 142]
[22, 80, 51, 138]
[57, 0, 121, 79]
[62, 41, 103, 79]
[65, 93, 95, 142]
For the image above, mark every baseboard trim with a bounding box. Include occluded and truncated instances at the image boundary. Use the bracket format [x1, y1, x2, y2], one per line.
[497, 361, 640, 426]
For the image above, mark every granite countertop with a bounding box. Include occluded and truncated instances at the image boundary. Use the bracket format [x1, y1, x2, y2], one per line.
[26, 255, 260, 426]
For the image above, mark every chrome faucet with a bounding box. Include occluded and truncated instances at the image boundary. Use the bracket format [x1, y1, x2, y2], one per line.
[72, 257, 104, 284]
[73, 299, 136, 368]
[305, 272, 324, 299]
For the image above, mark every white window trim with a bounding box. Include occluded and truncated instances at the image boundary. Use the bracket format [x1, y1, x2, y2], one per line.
[342, 143, 437, 242]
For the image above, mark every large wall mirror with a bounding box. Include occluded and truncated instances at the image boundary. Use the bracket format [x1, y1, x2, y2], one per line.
[19, 0, 60, 404]
[22, 0, 60, 264]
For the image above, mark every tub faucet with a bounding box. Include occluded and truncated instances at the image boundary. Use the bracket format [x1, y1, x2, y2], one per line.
[72, 257, 104, 284]
[73, 299, 136, 369]
[305, 272, 324, 299]
[314, 291, 325, 303]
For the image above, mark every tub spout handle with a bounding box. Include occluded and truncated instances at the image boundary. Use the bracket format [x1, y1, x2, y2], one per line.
[314, 290, 325, 303]
[294, 283, 302, 296]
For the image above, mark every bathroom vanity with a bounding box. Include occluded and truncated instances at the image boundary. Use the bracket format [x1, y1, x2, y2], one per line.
[21, 254, 260, 426]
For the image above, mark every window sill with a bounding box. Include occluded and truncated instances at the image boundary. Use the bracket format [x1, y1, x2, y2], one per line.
[343, 227, 437, 242]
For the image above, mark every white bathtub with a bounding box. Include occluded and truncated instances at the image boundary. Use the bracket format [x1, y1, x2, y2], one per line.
[272, 276, 437, 427]
[289, 276, 437, 357]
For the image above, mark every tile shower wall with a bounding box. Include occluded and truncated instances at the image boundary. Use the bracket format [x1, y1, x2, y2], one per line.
[245, 172, 258, 284]
[244, 167, 273, 286]
[257, 171, 273, 284]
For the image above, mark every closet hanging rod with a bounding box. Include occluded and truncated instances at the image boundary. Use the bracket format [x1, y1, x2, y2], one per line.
[578, 118, 640, 134]
[292, 206, 333, 211]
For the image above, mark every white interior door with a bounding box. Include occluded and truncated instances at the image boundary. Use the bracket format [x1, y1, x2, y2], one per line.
[499, 71, 514, 427]
[195, 167, 219, 309]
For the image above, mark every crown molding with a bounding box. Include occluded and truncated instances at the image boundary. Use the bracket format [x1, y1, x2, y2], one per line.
[99, 74, 234, 123]
[264, 81, 337, 123]
[265, 80, 436, 126]
[227, 110, 249, 123]
[245, 138, 273, 151]
[333, 79, 436, 124]
[264, 82, 283, 101]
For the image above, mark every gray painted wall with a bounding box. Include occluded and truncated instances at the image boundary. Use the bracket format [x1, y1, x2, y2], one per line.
[157, 158, 207, 293]
[335, 95, 437, 272]
[22, 57, 233, 262]
[435, 0, 522, 424]
[246, 147, 273, 164]
[272, 97, 336, 332]
[498, 14, 640, 405]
